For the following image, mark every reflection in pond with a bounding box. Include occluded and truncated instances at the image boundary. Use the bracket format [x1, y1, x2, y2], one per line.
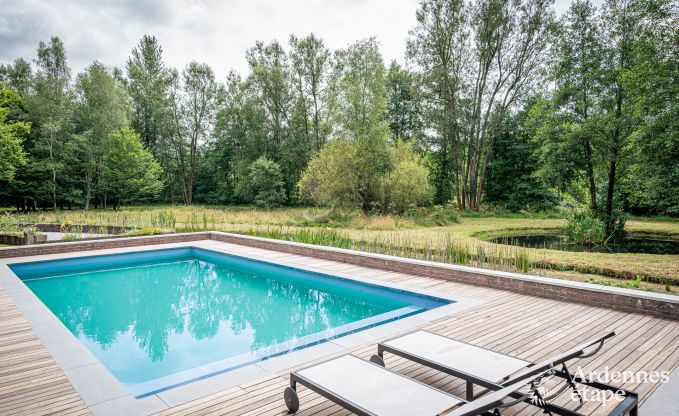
[24, 258, 409, 385]
[489, 234, 679, 254]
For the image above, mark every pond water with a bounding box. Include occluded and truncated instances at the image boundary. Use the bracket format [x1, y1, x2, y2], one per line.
[489, 234, 679, 255]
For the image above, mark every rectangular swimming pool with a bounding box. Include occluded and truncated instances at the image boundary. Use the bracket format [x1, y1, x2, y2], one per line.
[10, 247, 449, 397]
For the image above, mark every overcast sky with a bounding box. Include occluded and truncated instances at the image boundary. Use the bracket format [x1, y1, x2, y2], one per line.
[1, 0, 580, 79]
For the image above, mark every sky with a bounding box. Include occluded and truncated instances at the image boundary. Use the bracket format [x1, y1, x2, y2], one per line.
[0, 0, 580, 79]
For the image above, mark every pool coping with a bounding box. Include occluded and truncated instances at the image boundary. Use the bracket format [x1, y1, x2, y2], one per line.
[0, 239, 483, 416]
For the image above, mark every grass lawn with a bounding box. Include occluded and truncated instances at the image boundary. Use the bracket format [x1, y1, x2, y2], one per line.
[9, 205, 679, 294]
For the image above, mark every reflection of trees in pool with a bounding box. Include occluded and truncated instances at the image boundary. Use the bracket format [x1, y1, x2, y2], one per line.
[198, 261, 392, 352]
[30, 259, 397, 361]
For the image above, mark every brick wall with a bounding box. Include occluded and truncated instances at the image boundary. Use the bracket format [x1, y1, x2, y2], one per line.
[21, 223, 134, 234]
[0, 232, 209, 258]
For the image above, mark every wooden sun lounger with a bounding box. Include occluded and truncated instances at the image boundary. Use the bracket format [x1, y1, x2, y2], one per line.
[373, 330, 638, 415]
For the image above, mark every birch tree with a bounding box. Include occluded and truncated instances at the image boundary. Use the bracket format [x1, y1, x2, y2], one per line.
[408, 0, 553, 209]
[30, 37, 73, 210]
[73, 62, 129, 208]
[178, 62, 219, 204]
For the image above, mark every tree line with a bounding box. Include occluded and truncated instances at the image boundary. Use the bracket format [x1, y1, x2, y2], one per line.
[0, 0, 676, 226]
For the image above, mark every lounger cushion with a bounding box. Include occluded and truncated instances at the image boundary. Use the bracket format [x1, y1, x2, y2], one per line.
[382, 331, 530, 383]
[295, 355, 462, 416]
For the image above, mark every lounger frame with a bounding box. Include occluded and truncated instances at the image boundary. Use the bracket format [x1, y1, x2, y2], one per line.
[376, 331, 638, 416]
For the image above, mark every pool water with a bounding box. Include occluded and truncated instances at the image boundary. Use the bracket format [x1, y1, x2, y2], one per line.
[11, 247, 447, 397]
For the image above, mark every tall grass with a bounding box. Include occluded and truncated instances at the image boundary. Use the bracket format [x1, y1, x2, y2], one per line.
[5, 206, 675, 285]
[246, 226, 353, 249]
[242, 225, 535, 274]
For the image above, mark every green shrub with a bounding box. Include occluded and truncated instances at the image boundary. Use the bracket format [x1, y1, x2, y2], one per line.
[378, 141, 431, 213]
[297, 139, 430, 214]
[290, 210, 356, 228]
[127, 227, 163, 236]
[600, 208, 627, 237]
[0, 213, 21, 233]
[564, 210, 606, 245]
[297, 139, 362, 210]
[406, 206, 460, 226]
[238, 157, 287, 208]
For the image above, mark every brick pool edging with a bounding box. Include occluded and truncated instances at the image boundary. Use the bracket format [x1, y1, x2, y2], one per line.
[19, 223, 135, 234]
[0, 232, 211, 258]
[0, 231, 676, 320]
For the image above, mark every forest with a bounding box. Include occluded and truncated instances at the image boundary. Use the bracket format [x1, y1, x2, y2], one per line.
[1, 0, 677, 235]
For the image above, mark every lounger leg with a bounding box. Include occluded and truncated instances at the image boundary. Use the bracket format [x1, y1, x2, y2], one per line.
[284, 380, 299, 413]
[466, 381, 474, 401]
[370, 354, 386, 367]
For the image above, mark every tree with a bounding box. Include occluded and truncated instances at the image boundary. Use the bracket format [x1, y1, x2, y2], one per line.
[623, 0, 679, 215]
[552, 0, 604, 213]
[126, 35, 173, 152]
[330, 38, 389, 142]
[484, 100, 558, 211]
[0, 58, 32, 97]
[178, 62, 220, 204]
[289, 34, 332, 150]
[385, 62, 423, 142]
[101, 128, 162, 207]
[29, 36, 74, 210]
[406, 0, 468, 204]
[408, 0, 554, 210]
[126, 35, 177, 202]
[246, 41, 293, 189]
[329, 38, 391, 211]
[287, 34, 332, 196]
[237, 157, 287, 208]
[73, 62, 129, 208]
[598, 0, 640, 233]
[209, 72, 268, 203]
[0, 84, 29, 181]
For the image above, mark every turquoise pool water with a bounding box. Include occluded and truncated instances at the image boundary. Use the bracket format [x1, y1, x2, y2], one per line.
[11, 247, 448, 397]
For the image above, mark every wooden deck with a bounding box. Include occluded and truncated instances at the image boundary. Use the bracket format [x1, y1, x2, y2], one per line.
[0, 242, 677, 416]
[0, 285, 89, 416]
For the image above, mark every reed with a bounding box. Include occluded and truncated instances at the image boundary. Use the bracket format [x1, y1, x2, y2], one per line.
[241, 226, 537, 275]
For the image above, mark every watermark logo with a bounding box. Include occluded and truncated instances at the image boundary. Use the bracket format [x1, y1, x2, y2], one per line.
[573, 366, 671, 385]
[526, 366, 670, 407]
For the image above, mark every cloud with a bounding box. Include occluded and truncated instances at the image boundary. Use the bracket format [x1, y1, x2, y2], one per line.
[1, 0, 585, 81]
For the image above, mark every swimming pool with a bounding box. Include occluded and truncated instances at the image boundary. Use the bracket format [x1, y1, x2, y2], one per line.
[10, 247, 449, 397]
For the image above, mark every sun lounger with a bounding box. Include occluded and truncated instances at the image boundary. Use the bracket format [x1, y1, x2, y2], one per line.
[283, 355, 465, 415]
[372, 330, 638, 415]
[283, 354, 531, 415]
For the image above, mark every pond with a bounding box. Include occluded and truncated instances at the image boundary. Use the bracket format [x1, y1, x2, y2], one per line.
[488, 234, 679, 255]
